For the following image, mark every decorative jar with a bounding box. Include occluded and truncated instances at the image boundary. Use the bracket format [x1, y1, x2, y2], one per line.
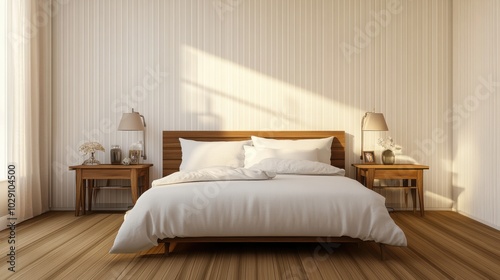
[110, 145, 122, 165]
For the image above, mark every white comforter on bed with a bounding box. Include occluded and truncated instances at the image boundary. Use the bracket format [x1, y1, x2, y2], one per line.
[110, 172, 407, 253]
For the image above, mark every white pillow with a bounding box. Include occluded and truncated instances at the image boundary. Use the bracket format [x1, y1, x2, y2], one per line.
[249, 158, 345, 175]
[243, 146, 319, 168]
[251, 136, 334, 164]
[179, 138, 251, 170]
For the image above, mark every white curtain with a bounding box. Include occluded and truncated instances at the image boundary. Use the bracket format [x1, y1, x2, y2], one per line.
[6, 0, 51, 224]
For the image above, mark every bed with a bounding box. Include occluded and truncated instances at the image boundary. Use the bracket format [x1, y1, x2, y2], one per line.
[110, 131, 407, 255]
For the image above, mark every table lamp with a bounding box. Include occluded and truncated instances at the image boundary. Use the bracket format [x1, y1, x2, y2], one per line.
[118, 108, 147, 160]
[360, 112, 388, 160]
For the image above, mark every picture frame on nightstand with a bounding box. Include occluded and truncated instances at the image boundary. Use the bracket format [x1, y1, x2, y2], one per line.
[363, 151, 375, 163]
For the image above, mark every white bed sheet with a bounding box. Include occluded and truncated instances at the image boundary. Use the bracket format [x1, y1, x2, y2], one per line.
[110, 174, 407, 253]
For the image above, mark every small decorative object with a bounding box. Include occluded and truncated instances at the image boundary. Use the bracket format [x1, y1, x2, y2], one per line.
[381, 149, 396, 165]
[129, 142, 143, 164]
[377, 137, 401, 165]
[121, 157, 131, 165]
[79, 142, 105, 165]
[363, 151, 375, 163]
[129, 151, 140, 164]
[110, 145, 122, 164]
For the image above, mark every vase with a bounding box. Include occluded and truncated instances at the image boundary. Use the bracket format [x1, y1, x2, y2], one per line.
[83, 151, 100, 165]
[382, 149, 395, 165]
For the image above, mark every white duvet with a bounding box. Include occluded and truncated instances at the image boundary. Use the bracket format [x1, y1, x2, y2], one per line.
[110, 171, 407, 253]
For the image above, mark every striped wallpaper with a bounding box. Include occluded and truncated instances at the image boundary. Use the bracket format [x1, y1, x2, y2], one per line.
[452, 0, 500, 229]
[51, 0, 453, 212]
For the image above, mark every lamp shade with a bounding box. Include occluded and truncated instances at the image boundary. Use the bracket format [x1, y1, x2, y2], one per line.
[362, 112, 389, 131]
[117, 112, 144, 131]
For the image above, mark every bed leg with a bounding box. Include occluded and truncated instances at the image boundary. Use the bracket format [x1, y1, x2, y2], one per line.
[379, 243, 385, 260]
[169, 242, 177, 253]
[163, 243, 170, 255]
[163, 242, 177, 255]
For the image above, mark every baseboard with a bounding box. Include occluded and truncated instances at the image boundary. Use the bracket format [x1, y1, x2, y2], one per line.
[457, 210, 500, 231]
[50, 203, 131, 212]
[384, 204, 454, 211]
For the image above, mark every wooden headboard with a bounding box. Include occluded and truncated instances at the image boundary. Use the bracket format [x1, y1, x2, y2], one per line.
[162, 131, 345, 176]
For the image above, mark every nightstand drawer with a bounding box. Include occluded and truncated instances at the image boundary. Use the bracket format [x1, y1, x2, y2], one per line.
[372, 169, 419, 180]
[81, 169, 130, 179]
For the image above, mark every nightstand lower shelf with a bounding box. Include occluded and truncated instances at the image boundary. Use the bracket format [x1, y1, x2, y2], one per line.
[90, 185, 134, 211]
[69, 164, 153, 216]
[352, 164, 429, 216]
[372, 183, 418, 211]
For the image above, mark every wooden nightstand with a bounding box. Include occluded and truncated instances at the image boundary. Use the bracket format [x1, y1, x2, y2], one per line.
[352, 164, 429, 216]
[69, 164, 153, 216]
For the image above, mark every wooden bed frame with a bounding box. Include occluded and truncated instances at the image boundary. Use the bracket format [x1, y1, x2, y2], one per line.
[159, 131, 367, 255]
[162, 130, 346, 176]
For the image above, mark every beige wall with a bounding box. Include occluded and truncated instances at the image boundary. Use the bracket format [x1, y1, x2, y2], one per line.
[51, 0, 453, 211]
[0, 180, 7, 217]
[452, 0, 500, 229]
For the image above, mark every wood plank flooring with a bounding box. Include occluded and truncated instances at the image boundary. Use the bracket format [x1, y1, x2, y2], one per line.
[1, 211, 499, 280]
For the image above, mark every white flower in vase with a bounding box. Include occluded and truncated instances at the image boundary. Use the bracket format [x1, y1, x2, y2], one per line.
[79, 142, 105, 165]
[377, 137, 402, 152]
[377, 137, 401, 165]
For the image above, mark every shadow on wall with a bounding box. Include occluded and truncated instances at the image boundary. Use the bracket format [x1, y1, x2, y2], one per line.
[180, 78, 302, 130]
[182, 95, 223, 130]
[452, 183, 465, 210]
[183, 1, 342, 100]
[179, 45, 352, 130]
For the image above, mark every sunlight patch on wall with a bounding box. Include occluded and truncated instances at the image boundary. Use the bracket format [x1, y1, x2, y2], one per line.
[180, 45, 355, 130]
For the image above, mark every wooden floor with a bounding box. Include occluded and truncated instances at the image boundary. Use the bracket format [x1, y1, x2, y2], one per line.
[1, 211, 499, 280]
